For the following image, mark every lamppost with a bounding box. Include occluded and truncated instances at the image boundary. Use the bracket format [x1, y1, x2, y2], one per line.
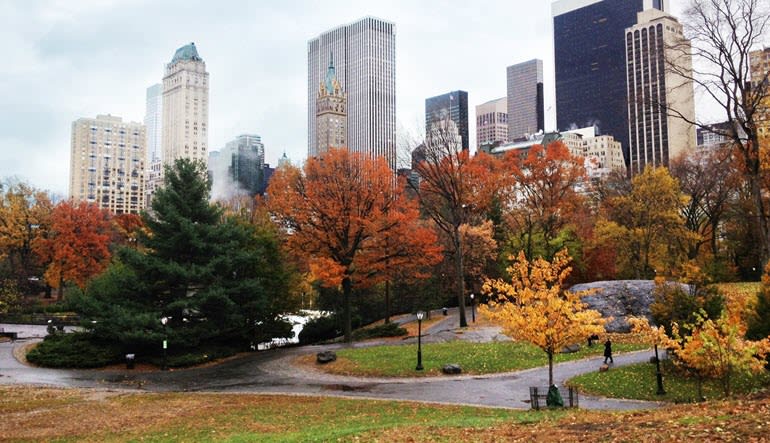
[415, 311, 425, 371]
[160, 316, 169, 371]
[470, 293, 476, 323]
[654, 344, 666, 395]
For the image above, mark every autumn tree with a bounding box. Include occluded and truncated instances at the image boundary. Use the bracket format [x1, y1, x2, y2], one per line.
[596, 166, 694, 278]
[672, 310, 770, 398]
[410, 123, 498, 327]
[0, 179, 53, 291]
[268, 148, 441, 341]
[500, 142, 586, 261]
[747, 260, 770, 340]
[459, 220, 498, 294]
[33, 201, 112, 298]
[480, 249, 605, 386]
[672, 0, 770, 264]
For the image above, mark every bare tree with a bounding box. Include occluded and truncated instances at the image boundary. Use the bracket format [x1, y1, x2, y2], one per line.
[669, 0, 770, 262]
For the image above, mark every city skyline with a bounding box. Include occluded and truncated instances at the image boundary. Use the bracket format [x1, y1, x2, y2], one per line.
[2, 1, 692, 195]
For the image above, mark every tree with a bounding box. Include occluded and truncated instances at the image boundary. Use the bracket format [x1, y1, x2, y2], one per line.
[672, 0, 770, 264]
[672, 310, 770, 398]
[33, 201, 111, 298]
[629, 316, 673, 395]
[459, 220, 498, 293]
[268, 148, 441, 341]
[500, 142, 586, 261]
[747, 260, 770, 340]
[480, 249, 605, 386]
[0, 180, 52, 291]
[596, 166, 694, 278]
[410, 124, 498, 327]
[69, 158, 296, 359]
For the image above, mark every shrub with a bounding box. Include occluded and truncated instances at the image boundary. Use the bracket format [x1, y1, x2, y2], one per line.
[299, 315, 340, 344]
[27, 333, 121, 368]
[351, 322, 407, 340]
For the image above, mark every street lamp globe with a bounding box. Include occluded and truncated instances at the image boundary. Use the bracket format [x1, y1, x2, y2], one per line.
[416, 311, 425, 321]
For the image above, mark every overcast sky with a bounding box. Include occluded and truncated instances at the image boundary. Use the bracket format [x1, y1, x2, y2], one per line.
[1, 0, 693, 195]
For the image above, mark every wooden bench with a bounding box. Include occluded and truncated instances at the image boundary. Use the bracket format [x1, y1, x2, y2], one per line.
[0, 328, 18, 340]
[528, 386, 579, 410]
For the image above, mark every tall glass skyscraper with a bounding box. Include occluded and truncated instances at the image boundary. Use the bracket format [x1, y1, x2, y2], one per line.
[308, 17, 396, 170]
[553, 0, 667, 165]
[425, 90, 469, 151]
[144, 84, 163, 163]
[507, 59, 544, 141]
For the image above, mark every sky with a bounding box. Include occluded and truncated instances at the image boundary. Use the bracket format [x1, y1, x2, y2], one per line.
[0, 0, 691, 195]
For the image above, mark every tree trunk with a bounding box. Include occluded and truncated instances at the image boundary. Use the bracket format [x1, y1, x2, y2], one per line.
[384, 280, 390, 324]
[748, 172, 770, 266]
[454, 228, 467, 328]
[548, 350, 554, 386]
[342, 276, 352, 343]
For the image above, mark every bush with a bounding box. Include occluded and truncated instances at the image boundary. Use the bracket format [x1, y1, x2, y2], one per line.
[351, 322, 407, 340]
[27, 333, 121, 368]
[299, 315, 340, 344]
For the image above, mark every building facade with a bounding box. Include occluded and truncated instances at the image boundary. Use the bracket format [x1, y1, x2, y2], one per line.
[751, 48, 770, 142]
[553, 0, 668, 166]
[584, 134, 625, 172]
[625, 8, 695, 174]
[162, 42, 209, 170]
[425, 90, 469, 150]
[69, 114, 146, 215]
[308, 17, 396, 170]
[507, 59, 544, 141]
[223, 134, 265, 196]
[476, 97, 508, 149]
[316, 56, 347, 153]
[144, 84, 163, 163]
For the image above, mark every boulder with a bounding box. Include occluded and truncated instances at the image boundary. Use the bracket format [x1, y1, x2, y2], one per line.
[599, 364, 609, 372]
[442, 364, 462, 375]
[570, 280, 690, 333]
[316, 350, 337, 364]
[561, 344, 581, 354]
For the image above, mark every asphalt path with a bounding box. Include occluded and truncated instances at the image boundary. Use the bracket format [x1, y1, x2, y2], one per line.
[0, 318, 662, 411]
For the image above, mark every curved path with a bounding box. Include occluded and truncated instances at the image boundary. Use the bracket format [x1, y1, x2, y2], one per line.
[0, 322, 662, 411]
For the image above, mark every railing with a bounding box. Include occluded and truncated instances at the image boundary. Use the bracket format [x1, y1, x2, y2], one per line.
[529, 386, 579, 410]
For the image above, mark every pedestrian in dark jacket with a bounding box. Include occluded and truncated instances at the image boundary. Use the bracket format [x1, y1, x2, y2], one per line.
[603, 339, 613, 364]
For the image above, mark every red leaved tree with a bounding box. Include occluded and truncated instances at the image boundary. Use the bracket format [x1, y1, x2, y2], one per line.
[33, 201, 112, 298]
[267, 148, 442, 341]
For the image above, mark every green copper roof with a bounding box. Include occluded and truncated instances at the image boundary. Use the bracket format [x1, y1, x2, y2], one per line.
[171, 42, 202, 64]
[324, 53, 337, 93]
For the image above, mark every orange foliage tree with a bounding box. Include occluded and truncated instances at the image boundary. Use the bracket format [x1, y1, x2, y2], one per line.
[33, 201, 112, 298]
[410, 127, 499, 327]
[480, 249, 605, 385]
[267, 148, 442, 341]
[499, 141, 586, 261]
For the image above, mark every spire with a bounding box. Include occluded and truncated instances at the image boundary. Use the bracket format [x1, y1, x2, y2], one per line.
[324, 52, 337, 94]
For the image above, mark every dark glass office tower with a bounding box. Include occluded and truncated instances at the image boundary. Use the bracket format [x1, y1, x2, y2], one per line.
[553, 0, 665, 166]
[425, 90, 469, 150]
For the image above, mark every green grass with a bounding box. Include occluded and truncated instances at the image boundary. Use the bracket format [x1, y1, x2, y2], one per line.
[567, 359, 770, 403]
[327, 340, 648, 377]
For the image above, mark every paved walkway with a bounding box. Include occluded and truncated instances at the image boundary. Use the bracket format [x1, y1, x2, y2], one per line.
[0, 316, 662, 411]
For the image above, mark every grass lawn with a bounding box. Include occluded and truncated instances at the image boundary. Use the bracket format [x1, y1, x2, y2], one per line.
[567, 359, 770, 403]
[3, 386, 770, 442]
[312, 340, 648, 377]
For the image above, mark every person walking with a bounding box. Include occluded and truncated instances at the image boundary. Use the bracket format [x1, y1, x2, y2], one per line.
[603, 338, 613, 364]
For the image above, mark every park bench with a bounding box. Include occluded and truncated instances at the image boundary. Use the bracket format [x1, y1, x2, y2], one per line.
[0, 328, 18, 340]
[528, 386, 579, 410]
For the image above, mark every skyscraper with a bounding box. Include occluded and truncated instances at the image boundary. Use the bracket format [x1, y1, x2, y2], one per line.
[223, 134, 265, 196]
[316, 55, 347, 153]
[162, 42, 209, 170]
[625, 8, 695, 174]
[425, 90, 469, 150]
[506, 59, 544, 141]
[144, 84, 163, 163]
[553, 0, 668, 164]
[308, 17, 396, 169]
[476, 97, 508, 149]
[69, 114, 146, 215]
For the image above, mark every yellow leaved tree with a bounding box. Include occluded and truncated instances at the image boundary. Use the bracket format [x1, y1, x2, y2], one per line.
[480, 249, 605, 386]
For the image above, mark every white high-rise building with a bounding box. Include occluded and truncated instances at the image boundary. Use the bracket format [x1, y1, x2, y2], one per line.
[476, 97, 508, 148]
[69, 114, 146, 215]
[308, 17, 396, 170]
[626, 9, 695, 175]
[144, 84, 163, 163]
[162, 42, 209, 170]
